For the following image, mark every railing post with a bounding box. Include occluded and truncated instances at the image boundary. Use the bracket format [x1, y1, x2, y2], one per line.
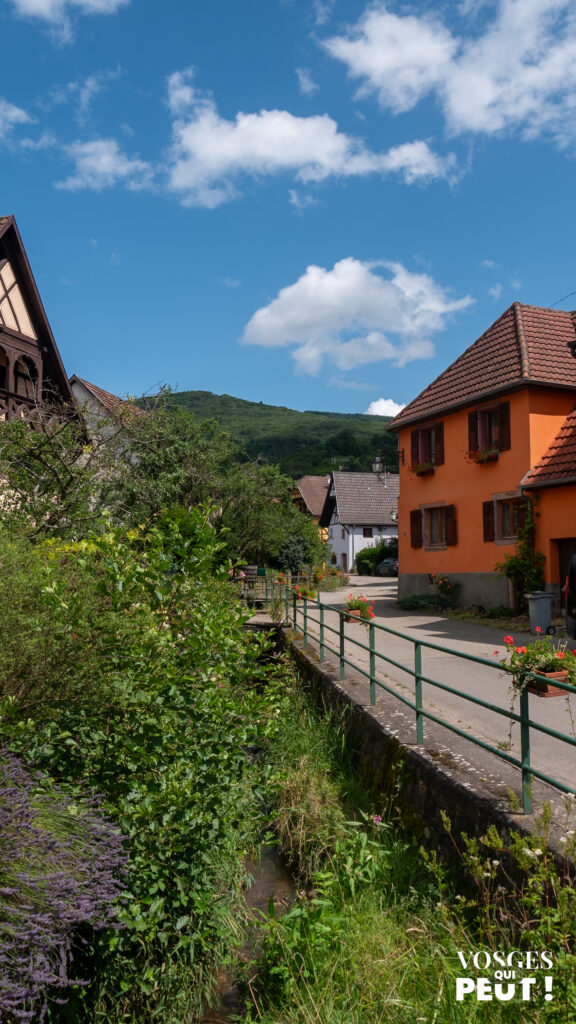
[292, 591, 298, 634]
[519, 685, 533, 815]
[339, 611, 345, 680]
[265, 577, 269, 603]
[415, 642, 423, 743]
[303, 597, 308, 649]
[369, 622, 376, 705]
[319, 603, 325, 663]
[284, 584, 289, 624]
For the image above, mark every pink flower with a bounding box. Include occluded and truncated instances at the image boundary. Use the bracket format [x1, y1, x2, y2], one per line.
[504, 635, 514, 645]
[515, 646, 527, 654]
[535, 626, 543, 633]
[556, 651, 566, 660]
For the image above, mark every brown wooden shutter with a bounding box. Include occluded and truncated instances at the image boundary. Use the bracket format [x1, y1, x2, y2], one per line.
[445, 505, 457, 546]
[514, 497, 529, 533]
[483, 500, 495, 542]
[468, 411, 478, 453]
[434, 421, 445, 465]
[410, 509, 423, 548]
[499, 402, 511, 450]
[411, 430, 419, 465]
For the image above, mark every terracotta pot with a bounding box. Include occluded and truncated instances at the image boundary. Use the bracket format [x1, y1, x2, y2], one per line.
[518, 670, 570, 698]
[345, 609, 364, 622]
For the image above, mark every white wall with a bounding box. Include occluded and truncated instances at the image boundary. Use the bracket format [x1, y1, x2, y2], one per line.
[327, 510, 398, 571]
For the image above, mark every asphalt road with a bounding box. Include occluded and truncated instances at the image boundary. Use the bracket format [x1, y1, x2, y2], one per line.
[297, 576, 576, 827]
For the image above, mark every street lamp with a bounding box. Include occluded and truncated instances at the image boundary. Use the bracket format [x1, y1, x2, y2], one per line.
[371, 453, 387, 485]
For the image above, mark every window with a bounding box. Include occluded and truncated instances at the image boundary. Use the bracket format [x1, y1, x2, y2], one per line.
[0, 347, 7, 390]
[0, 261, 37, 339]
[363, 527, 373, 538]
[341, 528, 346, 540]
[410, 422, 444, 473]
[14, 356, 38, 400]
[468, 402, 510, 457]
[483, 497, 528, 542]
[410, 506, 457, 548]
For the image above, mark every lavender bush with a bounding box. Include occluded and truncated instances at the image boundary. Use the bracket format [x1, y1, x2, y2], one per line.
[0, 749, 127, 1022]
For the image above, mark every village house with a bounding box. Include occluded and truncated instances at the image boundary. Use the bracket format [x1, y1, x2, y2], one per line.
[293, 475, 330, 540]
[0, 216, 72, 418]
[388, 303, 576, 608]
[319, 470, 399, 573]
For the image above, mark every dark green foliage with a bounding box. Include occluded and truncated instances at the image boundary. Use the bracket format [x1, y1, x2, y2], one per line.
[150, 389, 398, 477]
[355, 538, 397, 575]
[0, 514, 293, 1021]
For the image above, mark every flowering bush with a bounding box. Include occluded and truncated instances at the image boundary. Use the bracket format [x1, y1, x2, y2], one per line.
[293, 582, 317, 600]
[499, 629, 576, 683]
[428, 572, 461, 607]
[344, 594, 376, 620]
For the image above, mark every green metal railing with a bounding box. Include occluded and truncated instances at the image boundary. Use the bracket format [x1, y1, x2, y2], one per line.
[264, 578, 576, 815]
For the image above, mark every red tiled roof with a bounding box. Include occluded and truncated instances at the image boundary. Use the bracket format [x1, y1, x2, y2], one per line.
[389, 303, 576, 429]
[71, 376, 145, 417]
[296, 475, 330, 516]
[523, 407, 576, 488]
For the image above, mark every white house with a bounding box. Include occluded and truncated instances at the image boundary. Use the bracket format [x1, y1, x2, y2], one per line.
[319, 471, 399, 573]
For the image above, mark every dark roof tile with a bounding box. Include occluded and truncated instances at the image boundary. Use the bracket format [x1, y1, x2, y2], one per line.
[389, 304, 576, 429]
[523, 408, 576, 487]
[296, 475, 330, 516]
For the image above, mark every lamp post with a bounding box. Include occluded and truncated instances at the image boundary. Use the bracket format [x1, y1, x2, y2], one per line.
[371, 453, 387, 486]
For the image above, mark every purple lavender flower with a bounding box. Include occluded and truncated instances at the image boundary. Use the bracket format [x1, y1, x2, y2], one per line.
[0, 748, 127, 1021]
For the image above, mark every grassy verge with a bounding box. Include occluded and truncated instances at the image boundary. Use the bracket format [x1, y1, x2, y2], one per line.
[243, 670, 576, 1024]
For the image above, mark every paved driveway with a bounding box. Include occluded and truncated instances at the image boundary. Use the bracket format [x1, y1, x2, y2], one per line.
[296, 576, 576, 829]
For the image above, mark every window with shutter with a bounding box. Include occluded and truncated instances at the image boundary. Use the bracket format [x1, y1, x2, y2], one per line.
[410, 421, 444, 473]
[483, 500, 495, 542]
[445, 505, 457, 546]
[420, 505, 458, 547]
[468, 401, 511, 459]
[496, 496, 526, 540]
[410, 509, 423, 548]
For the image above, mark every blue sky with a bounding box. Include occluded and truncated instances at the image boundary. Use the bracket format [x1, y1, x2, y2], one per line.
[2, 0, 576, 416]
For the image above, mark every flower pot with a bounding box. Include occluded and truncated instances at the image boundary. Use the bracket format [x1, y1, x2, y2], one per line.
[416, 467, 434, 476]
[517, 670, 570, 698]
[345, 609, 364, 622]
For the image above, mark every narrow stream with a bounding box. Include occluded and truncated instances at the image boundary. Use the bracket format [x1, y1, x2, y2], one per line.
[204, 845, 297, 1022]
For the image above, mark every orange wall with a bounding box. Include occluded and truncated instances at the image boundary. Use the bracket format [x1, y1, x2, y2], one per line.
[397, 388, 575, 576]
[533, 486, 576, 584]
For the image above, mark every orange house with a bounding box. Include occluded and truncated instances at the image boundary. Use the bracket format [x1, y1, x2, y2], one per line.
[388, 303, 576, 608]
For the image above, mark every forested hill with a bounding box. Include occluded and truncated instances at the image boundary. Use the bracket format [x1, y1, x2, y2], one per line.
[159, 389, 399, 478]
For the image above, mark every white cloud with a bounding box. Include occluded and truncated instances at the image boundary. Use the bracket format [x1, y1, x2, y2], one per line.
[165, 69, 456, 207]
[313, 0, 335, 26]
[481, 258, 499, 268]
[365, 397, 407, 416]
[488, 283, 503, 299]
[324, 1, 576, 145]
[55, 139, 153, 191]
[0, 99, 31, 141]
[296, 67, 319, 96]
[288, 188, 319, 211]
[9, 0, 129, 23]
[242, 257, 473, 375]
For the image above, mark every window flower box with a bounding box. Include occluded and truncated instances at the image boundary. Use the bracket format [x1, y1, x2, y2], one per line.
[499, 632, 575, 698]
[409, 460, 435, 476]
[468, 447, 499, 465]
